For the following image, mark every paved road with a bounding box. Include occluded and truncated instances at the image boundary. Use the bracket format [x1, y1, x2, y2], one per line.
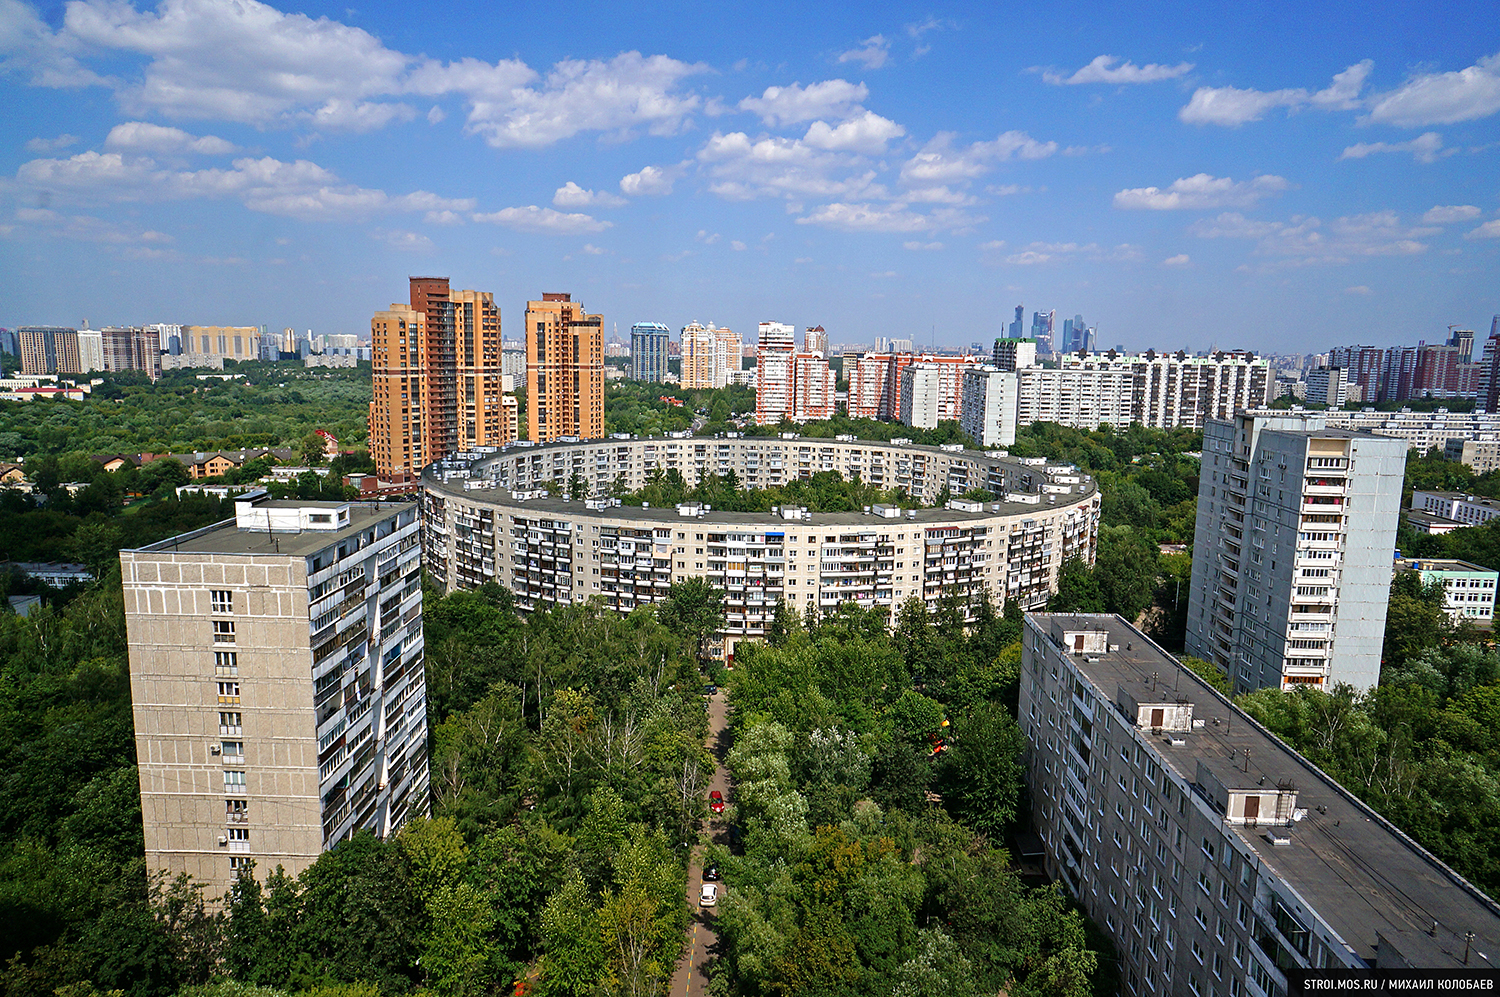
[669, 688, 732, 997]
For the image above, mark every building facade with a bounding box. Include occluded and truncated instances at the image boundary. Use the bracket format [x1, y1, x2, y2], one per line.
[77, 328, 105, 373]
[18, 326, 81, 375]
[755, 322, 797, 424]
[121, 491, 429, 898]
[102, 325, 164, 381]
[1410, 489, 1500, 527]
[1186, 412, 1406, 693]
[680, 322, 740, 390]
[630, 322, 670, 383]
[1393, 557, 1498, 622]
[184, 326, 262, 363]
[804, 325, 828, 355]
[1022, 613, 1500, 997]
[960, 367, 1020, 447]
[423, 435, 1100, 657]
[1303, 367, 1346, 408]
[526, 293, 604, 443]
[1445, 437, 1500, 473]
[1252, 406, 1500, 454]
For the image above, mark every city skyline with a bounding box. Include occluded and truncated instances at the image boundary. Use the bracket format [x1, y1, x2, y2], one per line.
[1, 1, 1498, 350]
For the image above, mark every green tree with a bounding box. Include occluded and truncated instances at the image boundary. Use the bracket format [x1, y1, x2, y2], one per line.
[1048, 557, 1105, 613]
[656, 577, 725, 666]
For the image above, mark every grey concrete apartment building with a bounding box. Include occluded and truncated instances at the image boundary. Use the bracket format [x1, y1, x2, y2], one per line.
[122, 491, 429, 897]
[1022, 614, 1500, 997]
[1186, 412, 1406, 694]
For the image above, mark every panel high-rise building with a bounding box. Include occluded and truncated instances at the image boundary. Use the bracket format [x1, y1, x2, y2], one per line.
[185, 326, 262, 362]
[1187, 411, 1406, 693]
[526, 293, 604, 443]
[680, 322, 740, 389]
[18, 326, 81, 375]
[370, 278, 511, 481]
[121, 490, 429, 898]
[755, 321, 797, 425]
[630, 322, 670, 383]
[77, 328, 105, 372]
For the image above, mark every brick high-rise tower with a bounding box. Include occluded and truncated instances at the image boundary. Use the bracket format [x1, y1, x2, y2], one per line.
[525, 293, 604, 443]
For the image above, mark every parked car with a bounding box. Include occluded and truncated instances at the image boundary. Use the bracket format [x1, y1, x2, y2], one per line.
[700, 884, 718, 907]
[709, 790, 725, 814]
[703, 865, 720, 882]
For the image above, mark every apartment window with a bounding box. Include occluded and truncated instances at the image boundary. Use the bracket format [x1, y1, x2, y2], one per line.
[215, 651, 238, 676]
[210, 589, 233, 614]
[1236, 899, 1249, 928]
[1195, 906, 1207, 929]
[221, 740, 244, 760]
[1191, 940, 1205, 966]
[1198, 871, 1212, 896]
[1213, 953, 1224, 979]
[1201, 837, 1217, 861]
[213, 620, 236, 644]
[228, 827, 249, 842]
[1187, 975, 1201, 996]
[219, 711, 241, 734]
[217, 682, 240, 704]
[1220, 880, 1231, 906]
[229, 856, 251, 871]
[1233, 940, 1245, 966]
[224, 770, 246, 788]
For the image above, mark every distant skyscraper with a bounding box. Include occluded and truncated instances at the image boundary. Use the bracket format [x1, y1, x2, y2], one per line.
[101, 326, 163, 380]
[755, 322, 797, 424]
[0, 329, 16, 356]
[804, 326, 828, 355]
[77, 328, 105, 372]
[526, 293, 603, 443]
[630, 322, 670, 383]
[1009, 305, 1024, 339]
[681, 322, 740, 389]
[1030, 310, 1055, 353]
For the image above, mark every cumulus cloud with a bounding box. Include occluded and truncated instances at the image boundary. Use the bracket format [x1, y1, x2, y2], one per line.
[1163, 253, 1191, 266]
[903, 240, 943, 250]
[837, 35, 890, 70]
[900, 130, 1057, 186]
[471, 205, 611, 234]
[794, 202, 983, 233]
[1180, 60, 1372, 125]
[698, 130, 883, 202]
[1190, 209, 1432, 263]
[7, 0, 709, 144]
[552, 181, 627, 207]
[1339, 132, 1451, 164]
[802, 110, 905, 154]
[1423, 205, 1482, 224]
[1366, 52, 1500, 126]
[374, 229, 432, 252]
[619, 164, 679, 196]
[25, 134, 80, 153]
[14, 148, 474, 221]
[1113, 173, 1290, 210]
[1345, 285, 1372, 295]
[730, 240, 746, 250]
[739, 79, 869, 125]
[13, 206, 174, 247]
[1467, 219, 1500, 240]
[104, 120, 237, 155]
[1043, 55, 1194, 85]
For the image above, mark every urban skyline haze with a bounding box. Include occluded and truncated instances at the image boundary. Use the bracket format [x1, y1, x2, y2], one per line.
[1, 0, 1497, 351]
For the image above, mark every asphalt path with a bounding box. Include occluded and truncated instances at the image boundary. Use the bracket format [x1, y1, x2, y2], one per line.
[668, 687, 732, 997]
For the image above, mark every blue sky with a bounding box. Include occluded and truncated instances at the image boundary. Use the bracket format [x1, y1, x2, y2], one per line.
[1, 0, 1498, 353]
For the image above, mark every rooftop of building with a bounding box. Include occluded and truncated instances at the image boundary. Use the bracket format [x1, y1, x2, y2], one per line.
[1403, 509, 1462, 529]
[128, 495, 415, 558]
[1412, 490, 1500, 506]
[1029, 612, 1500, 969]
[1394, 557, 1497, 575]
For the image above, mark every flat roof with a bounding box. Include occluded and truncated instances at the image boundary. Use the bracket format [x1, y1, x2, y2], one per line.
[1414, 490, 1500, 506]
[1031, 613, 1500, 969]
[128, 501, 415, 558]
[1394, 558, 1497, 574]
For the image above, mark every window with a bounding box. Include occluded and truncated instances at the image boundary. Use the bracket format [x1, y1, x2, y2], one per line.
[215, 651, 238, 676]
[213, 620, 235, 644]
[1198, 871, 1213, 896]
[229, 856, 251, 871]
[221, 741, 244, 760]
[1201, 837, 1217, 861]
[224, 770, 246, 788]
[1195, 906, 1207, 929]
[1191, 940, 1205, 965]
[1213, 952, 1224, 978]
[220, 711, 241, 734]
[211, 590, 233, 613]
[228, 827, 249, 842]
[217, 682, 240, 704]
[1233, 940, 1245, 966]
[226, 799, 247, 821]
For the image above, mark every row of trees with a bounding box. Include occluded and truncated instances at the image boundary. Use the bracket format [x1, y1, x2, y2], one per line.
[711, 596, 1114, 996]
[614, 468, 915, 514]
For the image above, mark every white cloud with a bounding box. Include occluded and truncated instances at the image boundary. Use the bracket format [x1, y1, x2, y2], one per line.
[11, 0, 708, 144]
[1163, 253, 1191, 266]
[837, 35, 890, 70]
[1467, 219, 1500, 240]
[1423, 205, 1482, 224]
[739, 79, 869, 126]
[903, 240, 943, 250]
[580, 243, 605, 255]
[619, 164, 679, 196]
[900, 130, 1057, 186]
[25, 134, 80, 153]
[14, 148, 475, 221]
[104, 120, 237, 155]
[696, 229, 720, 244]
[1179, 60, 1372, 125]
[802, 110, 905, 154]
[1043, 55, 1194, 86]
[1339, 132, 1451, 164]
[1345, 285, 1372, 295]
[1113, 173, 1290, 210]
[1190, 209, 1431, 262]
[373, 229, 432, 252]
[471, 205, 611, 234]
[424, 210, 463, 225]
[697, 131, 882, 201]
[14, 206, 174, 247]
[451, 52, 706, 148]
[1366, 53, 1500, 126]
[553, 181, 627, 208]
[730, 240, 746, 250]
[426, 105, 444, 124]
[794, 202, 983, 233]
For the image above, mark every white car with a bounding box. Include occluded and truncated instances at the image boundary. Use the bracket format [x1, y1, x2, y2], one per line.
[699, 884, 718, 907]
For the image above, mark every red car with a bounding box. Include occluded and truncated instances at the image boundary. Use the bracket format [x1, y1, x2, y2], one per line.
[709, 790, 725, 814]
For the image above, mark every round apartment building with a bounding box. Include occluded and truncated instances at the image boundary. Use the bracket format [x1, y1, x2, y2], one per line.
[422, 434, 1100, 659]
